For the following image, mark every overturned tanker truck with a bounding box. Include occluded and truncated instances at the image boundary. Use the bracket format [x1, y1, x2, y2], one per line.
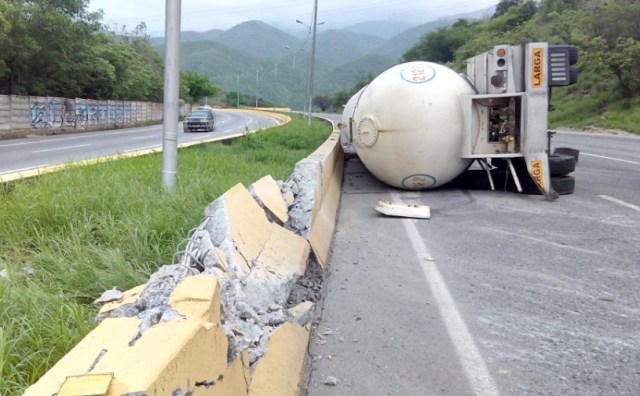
[341, 42, 580, 200]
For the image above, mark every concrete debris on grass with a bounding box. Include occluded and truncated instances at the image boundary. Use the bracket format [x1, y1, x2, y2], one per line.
[92, 287, 124, 305]
[284, 160, 322, 239]
[1, 266, 36, 282]
[93, 173, 325, 370]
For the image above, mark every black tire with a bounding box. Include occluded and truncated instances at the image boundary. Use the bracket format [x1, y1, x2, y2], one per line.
[549, 154, 576, 176]
[553, 147, 580, 162]
[507, 174, 575, 195]
[494, 155, 575, 176]
[551, 175, 576, 195]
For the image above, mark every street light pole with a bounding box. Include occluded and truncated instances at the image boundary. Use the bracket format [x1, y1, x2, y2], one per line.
[161, 0, 181, 191]
[307, 0, 319, 125]
[285, 45, 301, 69]
[274, 60, 283, 79]
[236, 75, 241, 109]
[255, 68, 260, 108]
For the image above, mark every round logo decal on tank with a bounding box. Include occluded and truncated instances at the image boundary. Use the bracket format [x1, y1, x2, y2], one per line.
[400, 63, 437, 84]
[402, 174, 437, 190]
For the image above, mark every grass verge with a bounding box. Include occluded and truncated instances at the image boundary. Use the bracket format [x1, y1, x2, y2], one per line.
[0, 114, 331, 394]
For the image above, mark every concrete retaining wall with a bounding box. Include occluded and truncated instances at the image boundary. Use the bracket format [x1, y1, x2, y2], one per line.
[24, 123, 343, 396]
[0, 94, 189, 139]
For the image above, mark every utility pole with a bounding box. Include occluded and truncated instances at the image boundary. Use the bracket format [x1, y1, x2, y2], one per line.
[274, 60, 283, 79]
[307, 0, 319, 125]
[161, 0, 181, 191]
[255, 68, 261, 108]
[236, 75, 241, 109]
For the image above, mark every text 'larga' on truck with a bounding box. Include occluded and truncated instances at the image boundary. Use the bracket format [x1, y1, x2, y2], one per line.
[341, 42, 580, 200]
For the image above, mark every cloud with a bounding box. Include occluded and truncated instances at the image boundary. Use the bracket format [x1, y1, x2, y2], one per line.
[88, 0, 497, 36]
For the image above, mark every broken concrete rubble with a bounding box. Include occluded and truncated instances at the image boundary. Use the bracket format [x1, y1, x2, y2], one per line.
[284, 160, 322, 239]
[94, 177, 325, 370]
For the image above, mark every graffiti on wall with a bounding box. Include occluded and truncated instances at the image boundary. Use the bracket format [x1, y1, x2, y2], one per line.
[1, 94, 186, 135]
[30, 98, 134, 130]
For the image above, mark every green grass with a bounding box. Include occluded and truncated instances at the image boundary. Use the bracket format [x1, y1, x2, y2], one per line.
[549, 74, 640, 134]
[0, 114, 331, 394]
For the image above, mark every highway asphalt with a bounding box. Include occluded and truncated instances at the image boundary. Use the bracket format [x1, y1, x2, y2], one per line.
[305, 130, 640, 395]
[0, 109, 280, 176]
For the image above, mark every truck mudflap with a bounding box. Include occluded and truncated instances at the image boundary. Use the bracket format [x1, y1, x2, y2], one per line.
[525, 152, 559, 201]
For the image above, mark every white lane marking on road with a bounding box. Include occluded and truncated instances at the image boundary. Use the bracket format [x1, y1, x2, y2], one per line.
[482, 227, 601, 256]
[582, 152, 640, 165]
[599, 195, 640, 213]
[131, 135, 157, 140]
[124, 145, 160, 153]
[0, 165, 51, 175]
[33, 144, 90, 153]
[391, 192, 500, 396]
[0, 141, 36, 148]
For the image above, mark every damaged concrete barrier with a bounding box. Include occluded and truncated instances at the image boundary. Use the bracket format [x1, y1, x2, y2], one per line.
[25, 123, 343, 395]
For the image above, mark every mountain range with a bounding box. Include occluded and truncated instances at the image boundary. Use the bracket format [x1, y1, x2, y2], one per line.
[153, 6, 494, 109]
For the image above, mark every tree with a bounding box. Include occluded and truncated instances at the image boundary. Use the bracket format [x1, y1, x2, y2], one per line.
[332, 90, 351, 112]
[313, 95, 333, 112]
[181, 71, 220, 104]
[0, 1, 164, 101]
[494, 0, 525, 18]
[403, 19, 478, 64]
[0, 1, 11, 80]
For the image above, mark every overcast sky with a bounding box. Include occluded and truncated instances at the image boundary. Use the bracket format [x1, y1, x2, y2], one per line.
[87, 0, 498, 36]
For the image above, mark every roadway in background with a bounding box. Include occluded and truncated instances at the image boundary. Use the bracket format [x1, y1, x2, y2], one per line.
[0, 110, 280, 177]
[305, 124, 639, 395]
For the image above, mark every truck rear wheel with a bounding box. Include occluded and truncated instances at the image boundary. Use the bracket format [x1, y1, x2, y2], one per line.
[493, 154, 575, 176]
[507, 174, 575, 195]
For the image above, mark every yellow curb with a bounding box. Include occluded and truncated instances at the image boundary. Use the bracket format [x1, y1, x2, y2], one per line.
[24, 317, 142, 396]
[255, 225, 310, 277]
[308, 128, 344, 269]
[248, 323, 310, 396]
[26, 318, 232, 395]
[225, 108, 292, 125]
[169, 274, 221, 324]
[251, 175, 289, 224]
[221, 183, 274, 274]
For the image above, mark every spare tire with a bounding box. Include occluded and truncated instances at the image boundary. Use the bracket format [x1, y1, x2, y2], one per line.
[549, 154, 576, 176]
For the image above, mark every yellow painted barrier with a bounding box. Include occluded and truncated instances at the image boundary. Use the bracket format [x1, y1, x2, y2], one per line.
[24, 120, 343, 396]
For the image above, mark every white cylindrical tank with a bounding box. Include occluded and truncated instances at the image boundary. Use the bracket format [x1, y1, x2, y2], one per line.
[347, 61, 475, 190]
[339, 86, 366, 149]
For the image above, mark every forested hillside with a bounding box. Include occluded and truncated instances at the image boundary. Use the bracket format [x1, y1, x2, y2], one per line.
[0, 0, 164, 102]
[401, 0, 640, 133]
